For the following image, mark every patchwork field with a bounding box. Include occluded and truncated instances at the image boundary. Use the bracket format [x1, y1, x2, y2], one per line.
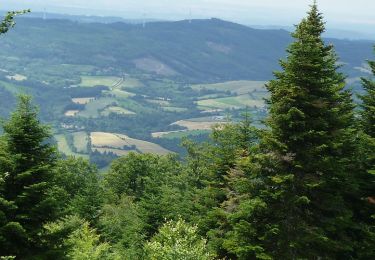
[197, 94, 266, 110]
[91, 132, 170, 155]
[192, 80, 266, 95]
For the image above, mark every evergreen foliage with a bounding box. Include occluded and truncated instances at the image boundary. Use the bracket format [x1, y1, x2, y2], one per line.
[360, 46, 375, 137]
[0, 95, 59, 257]
[222, 4, 367, 259]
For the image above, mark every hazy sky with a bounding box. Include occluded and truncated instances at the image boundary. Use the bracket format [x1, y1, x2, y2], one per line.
[2, 0, 375, 30]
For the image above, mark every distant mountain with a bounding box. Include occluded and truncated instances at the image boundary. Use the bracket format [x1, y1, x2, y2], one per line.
[0, 17, 373, 83]
[250, 25, 375, 41]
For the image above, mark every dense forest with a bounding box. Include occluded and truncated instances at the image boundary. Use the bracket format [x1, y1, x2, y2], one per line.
[0, 3, 374, 260]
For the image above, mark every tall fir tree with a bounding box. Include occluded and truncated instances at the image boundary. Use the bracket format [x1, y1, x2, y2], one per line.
[223, 3, 361, 259]
[359, 46, 375, 138]
[0, 95, 58, 257]
[353, 46, 375, 258]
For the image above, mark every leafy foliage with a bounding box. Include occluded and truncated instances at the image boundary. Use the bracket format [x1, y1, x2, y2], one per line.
[0, 10, 30, 35]
[144, 219, 213, 260]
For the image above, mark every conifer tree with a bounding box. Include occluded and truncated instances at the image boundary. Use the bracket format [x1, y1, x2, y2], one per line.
[353, 46, 375, 258]
[360, 47, 375, 137]
[224, 3, 359, 259]
[1, 95, 58, 257]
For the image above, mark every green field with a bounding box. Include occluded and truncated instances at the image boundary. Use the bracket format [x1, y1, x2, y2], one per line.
[197, 94, 266, 110]
[72, 132, 89, 153]
[192, 80, 266, 95]
[55, 134, 89, 159]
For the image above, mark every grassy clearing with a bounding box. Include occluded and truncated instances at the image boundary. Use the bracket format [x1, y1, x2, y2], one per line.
[72, 132, 89, 153]
[192, 80, 266, 95]
[101, 106, 136, 116]
[197, 94, 266, 110]
[91, 132, 170, 155]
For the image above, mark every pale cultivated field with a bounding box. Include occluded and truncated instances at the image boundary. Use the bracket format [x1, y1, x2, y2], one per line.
[72, 97, 95, 105]
[64, 110, 80, 117]
[91, 132, 170, 155]
[6, 74, 27, 81]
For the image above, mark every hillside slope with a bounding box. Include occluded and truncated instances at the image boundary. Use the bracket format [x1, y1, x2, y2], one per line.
[0, 18, 372, 82]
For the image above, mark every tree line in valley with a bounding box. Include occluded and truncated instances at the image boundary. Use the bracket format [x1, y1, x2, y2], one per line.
[0, 4, 374, 259]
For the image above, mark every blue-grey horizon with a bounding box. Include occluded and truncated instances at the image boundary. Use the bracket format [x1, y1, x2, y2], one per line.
[2, 0, 375, 35]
